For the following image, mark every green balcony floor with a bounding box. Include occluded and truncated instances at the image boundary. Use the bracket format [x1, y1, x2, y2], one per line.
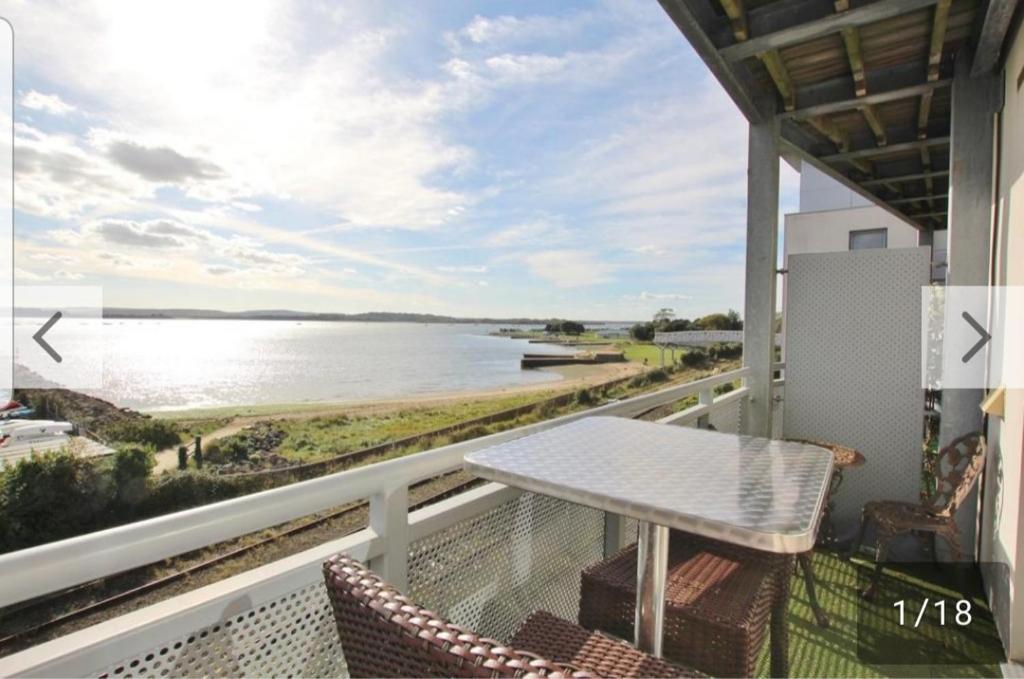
[752, 550, 1003, 678]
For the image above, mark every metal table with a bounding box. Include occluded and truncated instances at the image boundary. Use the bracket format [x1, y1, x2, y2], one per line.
[463, 416, 834, 658]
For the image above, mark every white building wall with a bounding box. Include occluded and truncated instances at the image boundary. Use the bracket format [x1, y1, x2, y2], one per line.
[798, 162, 874, 212]
[784, 204, 921, 260]
[980, 24, 1024, 660]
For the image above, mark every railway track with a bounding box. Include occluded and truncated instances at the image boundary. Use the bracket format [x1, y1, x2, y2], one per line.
[0, 472, 481, 651]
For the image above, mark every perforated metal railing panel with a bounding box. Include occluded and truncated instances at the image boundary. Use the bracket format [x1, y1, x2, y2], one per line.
[709, 395, 743, 434]
[94, 581, 346, 678]
[406, 492, 605, 642]
[90, 492, 604, 678]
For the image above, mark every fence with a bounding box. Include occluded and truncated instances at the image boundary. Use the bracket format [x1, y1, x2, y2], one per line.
[0, 367, 751, 677]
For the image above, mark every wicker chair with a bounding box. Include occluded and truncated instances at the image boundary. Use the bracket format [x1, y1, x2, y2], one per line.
[850, 431, 985, 601]
[578, 532, 792, 678]
[323, 554, 703, 678]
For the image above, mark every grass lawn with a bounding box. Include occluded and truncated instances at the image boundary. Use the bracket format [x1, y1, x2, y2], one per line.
[617, 341, 685, 365]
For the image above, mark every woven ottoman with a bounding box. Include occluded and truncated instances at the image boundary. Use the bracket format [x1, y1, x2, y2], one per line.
[579, 532, 792, 678]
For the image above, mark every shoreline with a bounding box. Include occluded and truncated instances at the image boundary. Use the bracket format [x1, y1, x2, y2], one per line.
[149, 360, 645, 421]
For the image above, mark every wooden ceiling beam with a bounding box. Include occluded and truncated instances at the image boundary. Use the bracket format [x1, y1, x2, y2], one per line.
[717, 0, 749, 42]
[905, 210, 948, 219]
[758, 48, 796, 111]
[887, 193, 947, 205]
[918, 0, 951, 139]
[860, 104, 888, 147]
[839, 26, 867, 97]
[805, 116, 873, 175]
[822, 136, 949, 163]
[861, 169, 949, 186]
[720, 0, 941, 61]
[782, 80, 951, 120]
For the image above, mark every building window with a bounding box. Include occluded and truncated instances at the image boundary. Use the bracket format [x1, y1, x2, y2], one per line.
[849, 228, 887, 250]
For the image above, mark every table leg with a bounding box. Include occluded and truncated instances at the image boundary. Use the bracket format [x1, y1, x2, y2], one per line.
[634, 521, 669, 657]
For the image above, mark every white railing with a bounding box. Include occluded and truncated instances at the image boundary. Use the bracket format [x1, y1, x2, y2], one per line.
[0, 367, 750, 677]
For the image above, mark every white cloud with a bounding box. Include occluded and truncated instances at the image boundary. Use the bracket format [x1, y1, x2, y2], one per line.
[21, 90, 75, 115]
[437, 264, 488, 273]
[628, 291, 693, 302]
[7, 2, 476, 231]
[486, 219, 572, 247]
[522, 250, 613, 288]
[631, 245, 668, 256]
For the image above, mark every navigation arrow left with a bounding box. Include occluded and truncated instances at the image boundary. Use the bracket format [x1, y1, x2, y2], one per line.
[32, 311, 63, 363]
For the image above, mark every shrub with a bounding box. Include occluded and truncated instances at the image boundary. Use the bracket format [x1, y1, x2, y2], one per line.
[646, 368, 670, 384]
[575, 389, 595, 406]
[104, 418, 182, 450]
[0, 451, 114, 551]
[681, 349, 708, 367]
[113, 447, 155, 507]
[137, 472, 273, 517]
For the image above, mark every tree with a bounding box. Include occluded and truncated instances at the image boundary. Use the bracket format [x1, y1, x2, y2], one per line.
[629, 322, 655, 341]
[661, 318, 692, 332]
[544, 320, 585, 335]
[694, 313, 733, 330]
[726, 309, 743, 330]
[653, 308, 675, 324]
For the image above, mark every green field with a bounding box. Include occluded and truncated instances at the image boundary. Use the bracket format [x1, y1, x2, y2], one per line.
[272, 392, 557, 461]
[617, 341, 686, 365]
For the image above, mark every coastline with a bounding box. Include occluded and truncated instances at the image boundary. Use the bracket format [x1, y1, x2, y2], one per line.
[148, 360, 646, 421]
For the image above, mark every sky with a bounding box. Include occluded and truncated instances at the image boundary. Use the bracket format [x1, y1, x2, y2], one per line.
[4, 0, 799, 321]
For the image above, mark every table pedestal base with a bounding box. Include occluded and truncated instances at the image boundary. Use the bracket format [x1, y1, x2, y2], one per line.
[635, 522, 669, 657]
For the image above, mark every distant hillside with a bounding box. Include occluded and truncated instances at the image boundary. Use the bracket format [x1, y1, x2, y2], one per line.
[100, 308, 629, 325]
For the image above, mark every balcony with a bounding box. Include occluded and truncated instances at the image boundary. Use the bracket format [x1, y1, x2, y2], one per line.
[0, 368, 1004, 677]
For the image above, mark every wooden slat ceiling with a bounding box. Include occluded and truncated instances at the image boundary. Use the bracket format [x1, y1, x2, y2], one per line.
[663, 0, 986, 231]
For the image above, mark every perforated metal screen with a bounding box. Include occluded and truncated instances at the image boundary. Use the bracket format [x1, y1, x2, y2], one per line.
[784, 247, 929, 532]
[94, 581, 346, 678]
[406, 492, 606, 642]
[90, 492, 604, 678]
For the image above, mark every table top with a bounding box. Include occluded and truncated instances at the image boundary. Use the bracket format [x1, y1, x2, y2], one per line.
[464, 417, 834, 553]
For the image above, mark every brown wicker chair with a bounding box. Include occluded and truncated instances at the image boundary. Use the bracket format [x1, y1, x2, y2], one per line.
[578, 532, 792, 678]
[850, 431, 985, 601]
[323, 554, 703, 678]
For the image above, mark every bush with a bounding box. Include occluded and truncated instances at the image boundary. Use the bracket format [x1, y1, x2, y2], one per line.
[646, 368, 670, 384]
[0, 451, 114, 551]
[104, 418, 182, 450]
[682, 349, 708, 367]
[575, 389, 595, 406]
[137, 472, 273, 517]
[113, 447, 155, 507]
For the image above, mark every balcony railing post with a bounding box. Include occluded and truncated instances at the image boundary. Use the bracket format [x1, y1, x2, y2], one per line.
[696, 387, 713, 428]
[368, 484, 409, 590]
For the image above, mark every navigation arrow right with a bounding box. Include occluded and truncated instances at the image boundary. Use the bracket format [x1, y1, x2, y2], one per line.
[961, 311, 991, 364]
